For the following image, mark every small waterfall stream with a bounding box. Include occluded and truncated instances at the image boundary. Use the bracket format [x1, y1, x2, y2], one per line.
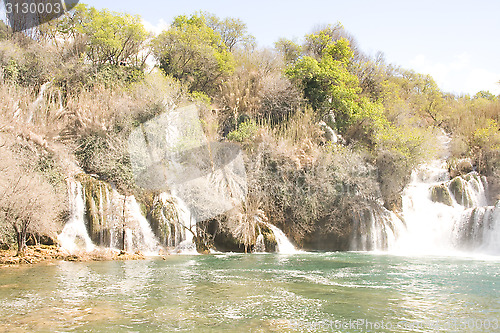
[124, 195, 161, 255]
[350, 206, 402, 252]
[454, 199, 500, 254]
[58, 181, 95, 253]
[265, 223, 300, 254]
[164, 192, 198, 254]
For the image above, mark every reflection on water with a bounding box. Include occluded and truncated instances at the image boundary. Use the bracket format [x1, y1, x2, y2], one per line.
[0, 253, 498, 332]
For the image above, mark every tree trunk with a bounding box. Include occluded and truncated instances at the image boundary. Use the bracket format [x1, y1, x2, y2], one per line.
[14, 226, 26, 255]
[122, 196, 127, 251]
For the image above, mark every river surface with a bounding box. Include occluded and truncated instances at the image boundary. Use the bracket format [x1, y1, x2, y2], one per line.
[0, 252, 499, 332]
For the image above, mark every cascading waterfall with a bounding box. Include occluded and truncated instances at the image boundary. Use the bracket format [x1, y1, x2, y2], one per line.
[254, 233, 266, 253]
[58, 179, 161, 254]
[98, 184, 161, 254]
[353, 129, 500, 256]
[393, 161, 463, 254]
[392, 159, 499, 255]
[350, 129, 499, 256]
[454, 199, 500, 254]
[160, 192, 198, 253]
[58, 181, 95, 253]
[124, 194, 161, 255]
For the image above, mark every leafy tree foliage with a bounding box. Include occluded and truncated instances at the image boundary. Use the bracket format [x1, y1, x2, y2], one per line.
[285, 37, 361, 131]
[152, 13, 234, 94]
[304, 23, 365, 62]
[474, 90, 497, 101]
[275, 38, 302, 64]
[45, 4, 149, 67]
[204, 12, 255, 51]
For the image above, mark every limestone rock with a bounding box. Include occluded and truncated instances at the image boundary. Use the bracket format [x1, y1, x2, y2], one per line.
[430, 184, 453, 206]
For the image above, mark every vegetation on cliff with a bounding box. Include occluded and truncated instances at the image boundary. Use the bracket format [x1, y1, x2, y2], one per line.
[0, 5, 498, 253]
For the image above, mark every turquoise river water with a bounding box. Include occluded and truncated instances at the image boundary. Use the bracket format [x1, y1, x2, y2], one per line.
[0, 252, 499, 332]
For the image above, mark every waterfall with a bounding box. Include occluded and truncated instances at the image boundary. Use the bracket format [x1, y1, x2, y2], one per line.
[350, 205, 403, 251]
[347, 128, 499, 255]
[58, 179, 162, 254]
[58, 181, 95, 253]
[125, 195, 161, 255]
[393, 161, 461, 254]
[454, 203, 500, 254]
[254, 234, 266, 253]
[392, 158, 498, 255]
[265, 223, 300, 254]
[161, 192, 198, 253]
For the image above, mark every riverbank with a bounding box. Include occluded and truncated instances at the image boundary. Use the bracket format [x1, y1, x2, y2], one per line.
[0, 245, 151, 267]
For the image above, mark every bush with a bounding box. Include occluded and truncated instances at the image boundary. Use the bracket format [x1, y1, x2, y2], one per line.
[0, 39, 60, 88]
[227, 120, 258, 142]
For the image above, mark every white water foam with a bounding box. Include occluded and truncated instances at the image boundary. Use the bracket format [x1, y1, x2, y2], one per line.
[392, 161, 461, 255]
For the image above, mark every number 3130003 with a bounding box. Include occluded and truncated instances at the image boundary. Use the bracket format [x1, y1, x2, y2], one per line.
[5, 2, 62, 15]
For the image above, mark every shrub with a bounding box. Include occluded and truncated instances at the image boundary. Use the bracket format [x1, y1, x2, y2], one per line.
[227, 120, 258, 142]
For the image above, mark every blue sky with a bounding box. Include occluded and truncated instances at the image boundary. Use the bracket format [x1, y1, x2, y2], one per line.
[4, 0, 500, 95]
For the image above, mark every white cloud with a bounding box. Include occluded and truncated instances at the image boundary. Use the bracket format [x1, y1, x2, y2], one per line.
[142, 19, 169, 36]
[408, 53, 500, 96]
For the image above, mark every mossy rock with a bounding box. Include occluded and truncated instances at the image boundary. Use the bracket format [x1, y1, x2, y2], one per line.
[430, 184, 453, 206]
[448, 176, 472, 207]
[258, 223, 277, 252]
[75, 174, 131, 247]
[147, 195, 177, 246]
[77, 174, 114, 245]
[462, 172, 480, 182]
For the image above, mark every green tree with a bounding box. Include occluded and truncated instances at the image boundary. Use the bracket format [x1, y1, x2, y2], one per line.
[44, 4, 149, 67]
[275, 38, 302, 64]
[152, 13, 234, 94]
[76, 5, 148, 67]
[304, 23, 365, 62]
[204, 12, 255, 51]
[285, 37, 361, 131]
[474, 90, 497, 101]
